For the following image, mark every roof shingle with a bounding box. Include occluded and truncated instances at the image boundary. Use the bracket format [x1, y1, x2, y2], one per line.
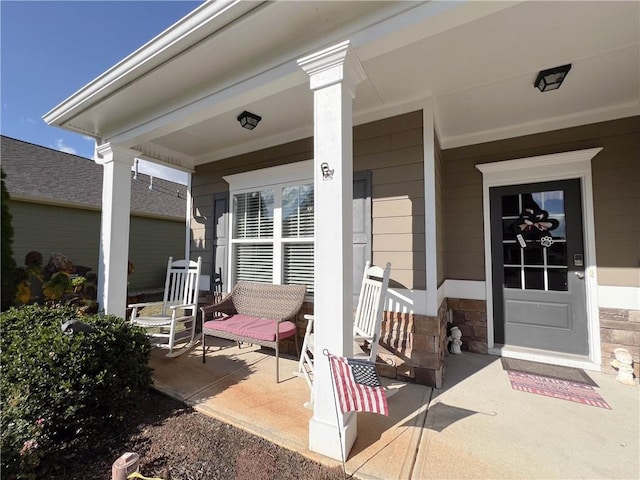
[1, 136, 186, 219]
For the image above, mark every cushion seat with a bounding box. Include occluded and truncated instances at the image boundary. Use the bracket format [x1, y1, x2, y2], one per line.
[203, 314, 297, 343]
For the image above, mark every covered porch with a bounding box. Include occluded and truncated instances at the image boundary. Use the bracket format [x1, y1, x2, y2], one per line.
[44, 0, 639, 463]
[151, 341, 639, 479]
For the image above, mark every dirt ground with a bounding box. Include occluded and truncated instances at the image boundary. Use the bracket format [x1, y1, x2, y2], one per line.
[44, 390, 346, 480]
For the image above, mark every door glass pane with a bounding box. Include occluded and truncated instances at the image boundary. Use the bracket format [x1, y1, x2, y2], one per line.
[504, 267, 521, 289]
[503, 244, 521, 265]
[548, 269, 568, 291]
[501, 194, 520, 216]
[524, 268, 544, 290]
[547, 242, 567, 266]
[502, 219, 516, 241]
[523, 245, 544, 265]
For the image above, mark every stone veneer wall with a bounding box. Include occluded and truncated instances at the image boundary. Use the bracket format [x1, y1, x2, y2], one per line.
[448, 298, 488, 354]
[377, 301, 448, 388]
[599, 308, 640, 378]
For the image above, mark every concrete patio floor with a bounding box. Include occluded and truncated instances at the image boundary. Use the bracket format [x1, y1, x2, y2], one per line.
[150, 339, 639, 480]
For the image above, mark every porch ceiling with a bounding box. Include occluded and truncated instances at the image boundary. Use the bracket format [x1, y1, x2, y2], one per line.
[45, 1, 639, 169]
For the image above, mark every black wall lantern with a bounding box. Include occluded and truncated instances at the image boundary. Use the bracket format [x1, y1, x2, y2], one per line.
[534, 64, 572, 92]
[237, 111, 262, 130]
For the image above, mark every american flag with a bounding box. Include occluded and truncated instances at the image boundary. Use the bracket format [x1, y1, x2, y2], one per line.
[327, 353, 388, 416]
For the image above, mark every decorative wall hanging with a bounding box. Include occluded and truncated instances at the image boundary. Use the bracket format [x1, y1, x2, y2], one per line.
[320, 162, 334, 180]
[510, 205, 559, 249]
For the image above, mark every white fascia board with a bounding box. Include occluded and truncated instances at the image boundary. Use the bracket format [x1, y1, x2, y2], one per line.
[42, 0, 262, 128]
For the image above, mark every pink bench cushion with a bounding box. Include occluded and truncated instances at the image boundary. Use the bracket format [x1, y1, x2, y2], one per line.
[203, 314, 297, 342]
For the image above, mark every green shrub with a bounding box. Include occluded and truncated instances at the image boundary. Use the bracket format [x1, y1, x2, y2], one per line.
[1, 168, 17, 310]
[0, 304, 152, 478]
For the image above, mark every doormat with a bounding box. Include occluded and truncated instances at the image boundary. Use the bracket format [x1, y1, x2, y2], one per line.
[501, 357, 598, 387]
[507, 371, 611, 409]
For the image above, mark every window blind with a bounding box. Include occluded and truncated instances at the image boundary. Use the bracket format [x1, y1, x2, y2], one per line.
[283, 243, 314, 295]
[234, 243, 273, 283]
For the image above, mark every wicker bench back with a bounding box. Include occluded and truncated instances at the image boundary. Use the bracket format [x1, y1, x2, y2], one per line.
[231, 281, 306, 320]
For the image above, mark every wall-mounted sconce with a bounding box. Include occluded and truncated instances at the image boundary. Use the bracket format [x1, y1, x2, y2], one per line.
[534, 64, 571, 92]
[237, 111, 262, 130]
[321, 162, 334, 180]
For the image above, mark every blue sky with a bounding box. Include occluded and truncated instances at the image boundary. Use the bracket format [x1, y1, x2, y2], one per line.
[1, 0, 203, 184]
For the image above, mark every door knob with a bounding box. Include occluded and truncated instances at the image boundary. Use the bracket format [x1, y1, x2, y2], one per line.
[574, 271, 585, 279]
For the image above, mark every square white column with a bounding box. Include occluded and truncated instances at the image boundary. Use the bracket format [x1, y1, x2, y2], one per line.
[95, 143, 135, 319]
[298, 40, 367, 461]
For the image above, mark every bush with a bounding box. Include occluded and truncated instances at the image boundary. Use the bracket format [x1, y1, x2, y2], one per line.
[1, 168, 17, 310]
[0, 304, 152, 478]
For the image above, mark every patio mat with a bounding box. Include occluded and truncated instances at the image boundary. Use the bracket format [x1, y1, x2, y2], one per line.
[501, 357, 598, 387]
[507, 370, 611, 409]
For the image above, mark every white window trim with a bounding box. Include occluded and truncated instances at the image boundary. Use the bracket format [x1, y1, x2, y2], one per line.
[476, 147, 603, 370]
[224, 160, 314, 289]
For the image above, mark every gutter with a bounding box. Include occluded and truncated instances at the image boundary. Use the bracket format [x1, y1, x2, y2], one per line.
[42, 0, 265, 129]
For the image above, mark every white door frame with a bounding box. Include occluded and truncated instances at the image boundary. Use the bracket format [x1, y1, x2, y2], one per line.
[476, 147, 603, 371]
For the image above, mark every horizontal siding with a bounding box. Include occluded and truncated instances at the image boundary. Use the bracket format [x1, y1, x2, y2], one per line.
[9, 201, 185, 293]
[10, 201, 101, 273]
[128, 216, 185, 291]
[442, 116, 640, 287]
[193, 111, 427, 290]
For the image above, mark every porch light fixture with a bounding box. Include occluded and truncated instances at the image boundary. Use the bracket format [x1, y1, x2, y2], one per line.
[534, 64, 572, 92]
[237, 111, 262, 130]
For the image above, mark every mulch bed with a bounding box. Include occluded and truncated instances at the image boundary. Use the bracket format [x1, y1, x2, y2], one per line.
[43, 390, 346, 480]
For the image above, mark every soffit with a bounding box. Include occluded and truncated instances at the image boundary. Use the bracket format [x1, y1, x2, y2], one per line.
[48, 1, 640, 166]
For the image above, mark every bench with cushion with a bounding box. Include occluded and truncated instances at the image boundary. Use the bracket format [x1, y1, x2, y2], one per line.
[200, 281, 306, 382]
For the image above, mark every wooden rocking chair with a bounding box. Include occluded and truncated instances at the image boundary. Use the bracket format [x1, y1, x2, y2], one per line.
[129, 257, 202, 357]
[297, 261, 391, 405]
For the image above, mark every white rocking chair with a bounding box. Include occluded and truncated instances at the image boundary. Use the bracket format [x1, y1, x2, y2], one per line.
[129, 257, 202, 357]
[297, 261, 391, 406]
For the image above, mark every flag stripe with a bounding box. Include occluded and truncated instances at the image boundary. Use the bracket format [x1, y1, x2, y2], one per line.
[327, 353, 388, 416]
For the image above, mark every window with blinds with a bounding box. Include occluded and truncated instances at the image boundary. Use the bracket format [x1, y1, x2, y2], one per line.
[233, 191, 274, 239]
[231, 184, 314, 293]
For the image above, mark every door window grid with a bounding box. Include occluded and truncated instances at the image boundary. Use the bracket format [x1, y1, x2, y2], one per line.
[501, 191, 568, 292]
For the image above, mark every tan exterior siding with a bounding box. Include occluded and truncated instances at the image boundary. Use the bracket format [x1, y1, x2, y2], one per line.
[442, 116, 640, 287]
[357, 111, 425, 290]
[442, 155, 485, 281]
[193, 111, 426, 289]
[9, 200, 184, 291]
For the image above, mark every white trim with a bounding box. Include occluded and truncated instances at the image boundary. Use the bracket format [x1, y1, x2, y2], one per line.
[477, 147, 603, 367]
[422, 98, 438, 317]
[185, 174, 192, 262]
[443, 279, 487, 301]
[598, 286, 640, 310]
[223, 160, 313, 191]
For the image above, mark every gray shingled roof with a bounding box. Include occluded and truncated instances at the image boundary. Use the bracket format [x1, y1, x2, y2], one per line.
[1, 136, 186, 219]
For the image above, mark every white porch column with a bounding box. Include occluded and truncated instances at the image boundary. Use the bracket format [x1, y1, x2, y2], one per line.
[95, 143, 136, 318]
[298, 41, 366, 461]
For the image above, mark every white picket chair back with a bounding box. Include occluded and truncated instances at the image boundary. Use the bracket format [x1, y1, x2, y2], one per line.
[353, 261, 392, 361]
[163, 258, 201, 309]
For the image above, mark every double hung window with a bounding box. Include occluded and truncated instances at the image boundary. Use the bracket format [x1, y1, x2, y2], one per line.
[227, 162, 314, 296]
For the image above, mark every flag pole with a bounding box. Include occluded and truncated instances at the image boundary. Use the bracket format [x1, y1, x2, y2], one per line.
[323, 349, 348, 479]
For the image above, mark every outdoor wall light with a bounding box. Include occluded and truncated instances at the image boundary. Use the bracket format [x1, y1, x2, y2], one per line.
[237, 111, 262, 130]
[534, 64, 572, 92]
